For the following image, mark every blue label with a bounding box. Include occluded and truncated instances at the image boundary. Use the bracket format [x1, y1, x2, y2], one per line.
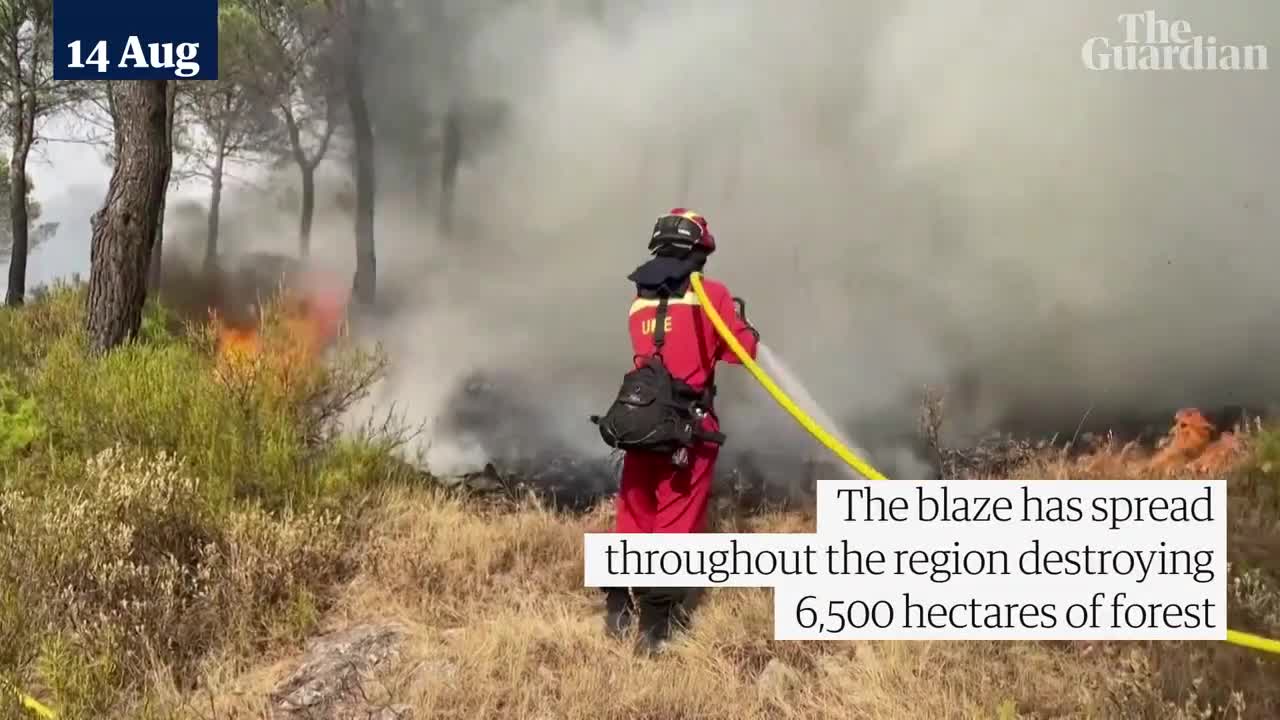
[53, 0, 218, 80]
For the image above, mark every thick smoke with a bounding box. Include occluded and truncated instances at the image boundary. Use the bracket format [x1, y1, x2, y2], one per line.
[220, 0, 1280, 480]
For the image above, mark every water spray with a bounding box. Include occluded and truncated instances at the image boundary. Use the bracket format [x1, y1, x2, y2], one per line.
[688, 272, 888, 480]
[755, 344, 867, 480]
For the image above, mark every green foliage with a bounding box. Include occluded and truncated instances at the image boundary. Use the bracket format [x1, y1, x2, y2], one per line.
[3, 448, 351, 717]
[0, 287, 406, 717]
[137, 299, 178, 344]
[3, 294, 388, 507]
[221, 0, 341, 172]
[0, 373, 42, 463]
[218, 0, 269, 81]
[1249, 430, 1280, 476]
[0, 281, 82, 377]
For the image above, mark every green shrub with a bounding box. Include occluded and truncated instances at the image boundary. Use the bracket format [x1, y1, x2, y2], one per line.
[0, 286, 405, 718]
[1, 296, 389, 509]
[0, 447, 354, 718]
[0, 282, 85, 374]
[0, 374, 43, 463]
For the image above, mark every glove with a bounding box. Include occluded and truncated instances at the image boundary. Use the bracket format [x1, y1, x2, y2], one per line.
[732, 297, 761, 341]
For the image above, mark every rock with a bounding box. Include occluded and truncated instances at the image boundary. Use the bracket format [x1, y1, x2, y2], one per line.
[756, 658, 800, 697]
[371, 705, 413, 720]
[271, 623, 408, 718]
[406, 658, 459, 694]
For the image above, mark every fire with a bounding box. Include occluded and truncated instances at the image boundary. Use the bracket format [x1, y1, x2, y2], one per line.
[1077, 408, 1248, 477]
[212, 269, 350, 376]
[1148, 408, 1242, 475]
[217, 324, 261, 358]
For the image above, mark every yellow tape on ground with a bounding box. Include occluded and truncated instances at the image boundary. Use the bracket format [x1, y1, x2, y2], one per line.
[689, 271, 1280, 657]
[1, 676, 55, 719]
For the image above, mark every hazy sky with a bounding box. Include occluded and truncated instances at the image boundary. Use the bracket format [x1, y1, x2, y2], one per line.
[13, 118, 108, 290]
[5, 114, 219, 294]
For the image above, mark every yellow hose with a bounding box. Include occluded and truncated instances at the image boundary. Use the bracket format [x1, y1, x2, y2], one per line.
[2, 677, 54, 719]
[1225, 629, 1280, 655]
[690, 270, 1280, 657]
[20, 696, 54, 719]
[688, 272, 887, 480]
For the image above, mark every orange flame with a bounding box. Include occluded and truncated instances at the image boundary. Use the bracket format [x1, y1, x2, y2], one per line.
[217, 324, 261, 358]
[1148, 408, 1242, 475]
[213, 269, 350, 374]
[1077, 408, 1247, 477]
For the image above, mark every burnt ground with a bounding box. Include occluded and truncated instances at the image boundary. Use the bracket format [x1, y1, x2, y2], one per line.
[435, 381, 1271, 510]
[426, 372, 867, 512]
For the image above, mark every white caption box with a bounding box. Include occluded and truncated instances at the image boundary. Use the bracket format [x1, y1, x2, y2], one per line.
[584, 480, 1227, 641]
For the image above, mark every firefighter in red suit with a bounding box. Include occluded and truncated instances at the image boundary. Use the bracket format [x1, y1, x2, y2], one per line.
[604, 209, 759, 653]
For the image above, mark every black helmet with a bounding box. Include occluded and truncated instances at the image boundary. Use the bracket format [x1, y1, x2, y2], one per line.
[649, 208, 716, 256]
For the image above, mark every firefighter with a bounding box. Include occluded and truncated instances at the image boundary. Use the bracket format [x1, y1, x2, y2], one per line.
[602, 208, 760, 654]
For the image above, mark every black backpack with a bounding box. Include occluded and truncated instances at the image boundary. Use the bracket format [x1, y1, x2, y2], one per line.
[591, 294, 725, 455]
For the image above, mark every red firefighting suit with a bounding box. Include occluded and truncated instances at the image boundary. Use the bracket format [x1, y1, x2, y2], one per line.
[616, 275, 760, 534]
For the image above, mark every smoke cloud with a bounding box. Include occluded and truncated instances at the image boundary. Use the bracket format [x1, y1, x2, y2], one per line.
[198, 0, 1280, 481]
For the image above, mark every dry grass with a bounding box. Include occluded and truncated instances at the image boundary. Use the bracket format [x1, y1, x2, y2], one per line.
[5, 288, 1277, 719]
[170, 480, 1275, 720]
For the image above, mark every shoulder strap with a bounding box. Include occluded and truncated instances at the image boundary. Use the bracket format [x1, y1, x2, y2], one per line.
[652, 294, 670, 357]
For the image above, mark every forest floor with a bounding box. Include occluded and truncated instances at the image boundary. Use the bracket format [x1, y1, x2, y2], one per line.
[2, 285, 1279, 719]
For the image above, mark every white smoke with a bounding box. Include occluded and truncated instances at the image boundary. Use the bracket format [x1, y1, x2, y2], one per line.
[227, 0, 1277, 480]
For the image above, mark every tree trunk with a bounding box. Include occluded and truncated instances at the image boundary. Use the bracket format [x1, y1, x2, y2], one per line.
[109, 85, 124, 162]
[149, 187, 167, 289]
[345, 0, 376, 305]
[438, 105, 461, 237]
[4, 139, 30, 306]
[282, 107, 315, 257]
[413, 133, 433, 213]
[203, 146, 225, 271]
[148, 82, 177, 291]
[85, 80, 172, 356]
[4, 59, 35, 308]
[299, 163, 315, 256]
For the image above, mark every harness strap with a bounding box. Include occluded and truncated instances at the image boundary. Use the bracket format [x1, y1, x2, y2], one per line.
[649, 291, 717, 415]
[652, 294, 670, 358]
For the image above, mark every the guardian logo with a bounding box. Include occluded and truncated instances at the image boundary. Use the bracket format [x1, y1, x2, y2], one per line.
[1082, 11, 1268, 71]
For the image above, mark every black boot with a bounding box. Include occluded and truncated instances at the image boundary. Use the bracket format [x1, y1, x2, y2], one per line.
[603, 587, 635, 639]
[635, 587, 687, 656]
